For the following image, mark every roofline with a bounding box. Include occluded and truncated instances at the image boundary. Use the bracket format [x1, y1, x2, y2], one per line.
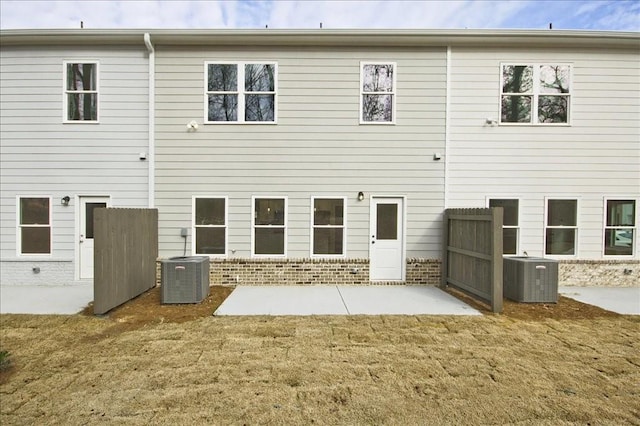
[1, 29, 639, 49]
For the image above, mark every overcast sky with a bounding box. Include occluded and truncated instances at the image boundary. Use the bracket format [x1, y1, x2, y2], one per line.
[1, 0, 638, 31]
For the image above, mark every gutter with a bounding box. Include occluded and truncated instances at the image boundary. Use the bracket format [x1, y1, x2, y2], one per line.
[444, 46, 451, 210]
[144, 33, 155, 208]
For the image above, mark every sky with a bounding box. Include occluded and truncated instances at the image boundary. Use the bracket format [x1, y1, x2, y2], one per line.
[0, 0, 638, 31]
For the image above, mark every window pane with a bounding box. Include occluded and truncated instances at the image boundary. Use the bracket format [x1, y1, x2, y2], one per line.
[489, 199, 518, 227]
[314, 228, 344, 255]
[363, 94, 393, 122]
[255, 228, 284, 255]
[245, 94, 275, 122]
[502, 65, 532, 93]
[21, 227, 50, 254]
[547, 200, 577, 226]
[539, 65, 570, 94]
[501, 95, 531, 123]
[503, 228, 518, 255]
[195, 198, 225, 225]
[67, 93, 97, 121]
[255, 199, 285, 225]
[546, 228, 576, 255]
[245, 64, 275, 92]
[362, 64, 393, 92]
[196, 227, 225, 255]
[538, 96, 568, 123]
[208, 94, 238, 121]
[207, 64, 237, 91]
[604, 229, 633, 256]
[85, 202, 107, 239]
[20, 198, 49, 225]
[314, 199, 344, 226]
[67, 63, 96, 91]
[377, 203, 398, 240]
[607, 200, 635, 226]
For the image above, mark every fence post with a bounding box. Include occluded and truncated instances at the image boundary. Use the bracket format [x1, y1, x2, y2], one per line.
[490, 207, 504, 313]
[440, 209, 449, 289]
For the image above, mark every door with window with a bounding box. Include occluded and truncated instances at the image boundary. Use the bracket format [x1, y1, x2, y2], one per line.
[78, 196, 110, 279]
[370, 197, 405, 281]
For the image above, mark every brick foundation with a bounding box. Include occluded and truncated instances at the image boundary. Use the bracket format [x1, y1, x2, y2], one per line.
[559, 260, 639, 287]
[156, 258, 441, 287]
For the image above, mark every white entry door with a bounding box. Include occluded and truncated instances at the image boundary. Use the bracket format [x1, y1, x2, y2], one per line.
[78, 196, 110, 279]
[370, 197, 405, 281]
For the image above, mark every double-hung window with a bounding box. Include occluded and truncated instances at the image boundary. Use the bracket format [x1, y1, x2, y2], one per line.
[545, 198, 578, 256]
[489, 199, 519, 255]
[64, 61, 98, 122]
[193, 197, 227, 256]
[501, 64, 571, 124]
[604, 199, 636, 256]
[206, 62, 277, 123]
[361, 62, 396, 123]
[18, 197, 51, 255]
[252, 197, 287, 256]
[312, 197, 346, 257]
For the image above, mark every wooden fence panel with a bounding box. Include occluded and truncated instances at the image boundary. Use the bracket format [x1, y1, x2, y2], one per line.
[441, 208, 503, 313]
[93, 208, 158, 315]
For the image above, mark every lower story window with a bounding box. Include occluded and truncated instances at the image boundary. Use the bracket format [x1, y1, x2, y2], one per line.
[253, 197, 286, 256]
[19, 197, 51, 254]
[604, 199, 636, 256]
[193, 197, 227, 256]
[489, 198, 519, 255]
[312, 197, 345, 256]
[545, 198, 578, 256]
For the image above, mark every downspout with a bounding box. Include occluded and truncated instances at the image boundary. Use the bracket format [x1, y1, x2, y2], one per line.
[444, 46, 451, 209]
[144, 33, 155, 208]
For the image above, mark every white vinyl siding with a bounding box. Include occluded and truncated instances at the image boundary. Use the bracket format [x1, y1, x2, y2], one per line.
[0, 46, 150, 266]
[447, 46, 639, 259]
[156, 48, 446, 259]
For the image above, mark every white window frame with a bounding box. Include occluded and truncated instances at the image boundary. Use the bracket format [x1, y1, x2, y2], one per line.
[17, 196, 52, 256]
[204, 61, 278, 124]
[499, 63, 572, 126]
[192, 196, 228, 258]
[603, 198, 637, 258]
[310, 196, 347, 258]
[544, 197, 579, 258]
[63, 60, 99, 123]
[251, 196, 287, 258]
[360, 61, 397, 125]
[487, 197, 520, 256]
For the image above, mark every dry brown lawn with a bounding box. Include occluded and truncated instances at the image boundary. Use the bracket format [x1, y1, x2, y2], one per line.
[1, 286, 639, 425]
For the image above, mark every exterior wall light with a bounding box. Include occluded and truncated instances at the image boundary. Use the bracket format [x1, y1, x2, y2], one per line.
[187, 120, 199, 131]
[61, 196, 71, 206]
[357, 191, 365, 201]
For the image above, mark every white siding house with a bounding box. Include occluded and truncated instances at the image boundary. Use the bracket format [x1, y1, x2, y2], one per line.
[0, 32, 152, 285]
[1, 29, 637, 288]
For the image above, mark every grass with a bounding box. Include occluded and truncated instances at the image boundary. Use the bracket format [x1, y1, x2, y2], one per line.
[1, 313, 639, 425]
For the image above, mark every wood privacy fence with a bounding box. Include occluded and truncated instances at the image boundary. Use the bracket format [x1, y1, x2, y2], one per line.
[94, 208, 158, 314]
[441, 208, 503, 313]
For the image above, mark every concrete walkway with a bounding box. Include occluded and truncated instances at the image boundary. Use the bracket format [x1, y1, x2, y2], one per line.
[559, 286, 640, 315]
[0, 283, 93, 315]
[213, 285, 482, 316]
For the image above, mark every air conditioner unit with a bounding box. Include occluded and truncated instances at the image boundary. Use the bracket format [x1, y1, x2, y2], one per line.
[503, 257, 558, 303]
[161, 256, 210, 304]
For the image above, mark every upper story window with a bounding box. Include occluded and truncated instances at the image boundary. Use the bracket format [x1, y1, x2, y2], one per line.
[64, 61, 98, 122]
[193, 197, 227, 257]
[500, 64, 571, 125]
[312, 197, 346, 257]
[18, 197, 51, 255]
[206, 62, 277, 123]
[361, 62, 396, 124]
[489, 198, 519, 255]
[604, 199, 636, 257]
